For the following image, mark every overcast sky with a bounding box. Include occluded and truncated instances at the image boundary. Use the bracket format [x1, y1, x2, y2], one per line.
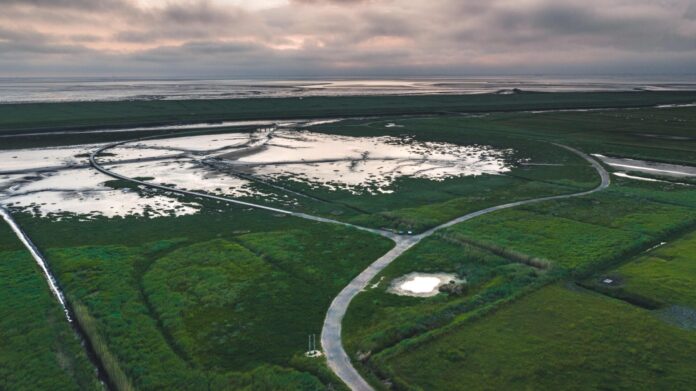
[1, 0, 695, 77]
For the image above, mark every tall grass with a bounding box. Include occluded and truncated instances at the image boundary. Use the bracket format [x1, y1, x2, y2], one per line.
[438, 231, 552, 270]
[71, 301, 134, 391]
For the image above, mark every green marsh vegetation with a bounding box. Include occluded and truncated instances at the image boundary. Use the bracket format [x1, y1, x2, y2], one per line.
[338, 106, 696, 389]
[378, 284, 696, 390]
[342, 236, 547, 360]
[441, 191, 696, 272]
[0, 223, 100, 391]
[4, 97, 696, 390]
[342, 178, 696, 381]
[586, 230, 696, 311]
[14, 204, 390, 390]
[3, 92, 696, 136]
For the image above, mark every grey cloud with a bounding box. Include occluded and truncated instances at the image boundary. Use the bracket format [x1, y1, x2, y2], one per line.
[0, 0, 130, 10]
[685, 1, 696, 18]
[158, 0, 244, 24]
[291, 0, 371, 4]
[1, 0, 695, 76]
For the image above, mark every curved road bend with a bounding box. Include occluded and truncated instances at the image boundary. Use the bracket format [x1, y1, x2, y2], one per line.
[320, 144, 610, 391]
[92, 137, 608, 391]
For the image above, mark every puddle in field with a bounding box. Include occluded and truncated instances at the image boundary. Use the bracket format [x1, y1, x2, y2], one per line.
[593, 154, 696, 178]
[388, 272, 463, 297]
[0, 167, 200, 219]
[218, 130, 512, 194]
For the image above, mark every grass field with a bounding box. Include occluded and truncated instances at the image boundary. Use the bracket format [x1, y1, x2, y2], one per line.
[440, 188, 696, 272]
[15, 205, 391, 390]
[342, 236, 545, 360]
[3, 92, 696, 136]
[586, 230, 696, 310]
[376, 284, 696, 390]
[0, 224, 99, 391]
[341, 186, 696, 387]
[340, 115, 696, 389]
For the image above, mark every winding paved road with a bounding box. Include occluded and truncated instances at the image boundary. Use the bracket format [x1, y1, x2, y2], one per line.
[90, 137, 609, 391]
[320, 144, 610, 391]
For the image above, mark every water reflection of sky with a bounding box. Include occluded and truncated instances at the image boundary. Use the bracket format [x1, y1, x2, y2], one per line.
[2, 76, 696, 103]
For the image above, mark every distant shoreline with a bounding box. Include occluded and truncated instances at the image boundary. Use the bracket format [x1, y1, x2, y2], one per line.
[2, 91, 696, 137]
[2, 76, 696, 105]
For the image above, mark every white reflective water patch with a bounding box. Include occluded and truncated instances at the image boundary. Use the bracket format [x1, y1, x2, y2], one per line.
[99, 146, 185, 162]
[594, 154, 696, 178]
[401, 277, 442, 293]
[388, 272, 462, 297]
[134, 132, 253, 152]
[612, 172, 692, 186]
[3, 189, 199, 220]
[0, 144, 103, 172]
[613, 172, 663, 182]
[105, 158, 271, 199]
[1, 167, 200, 219]
[222, 130, 511, 194]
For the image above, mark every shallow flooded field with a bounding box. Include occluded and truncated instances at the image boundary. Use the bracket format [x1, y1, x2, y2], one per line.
[1, 167, 200, 219]
[1, 122, 518, 219]
[594, 154, 696, 178]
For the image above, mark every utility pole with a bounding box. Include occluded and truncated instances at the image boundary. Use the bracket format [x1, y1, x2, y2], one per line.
[306, 333, 322, 357]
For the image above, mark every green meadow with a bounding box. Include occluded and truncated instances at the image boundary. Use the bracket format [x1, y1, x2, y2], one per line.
[377, 285, 696, 390]
[342, 236, 545, 362]
[338, 104, 696, 389]
[586, 230, 696, 312]
[14, 205, 390, 390]
[3, 92, 696, 136]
